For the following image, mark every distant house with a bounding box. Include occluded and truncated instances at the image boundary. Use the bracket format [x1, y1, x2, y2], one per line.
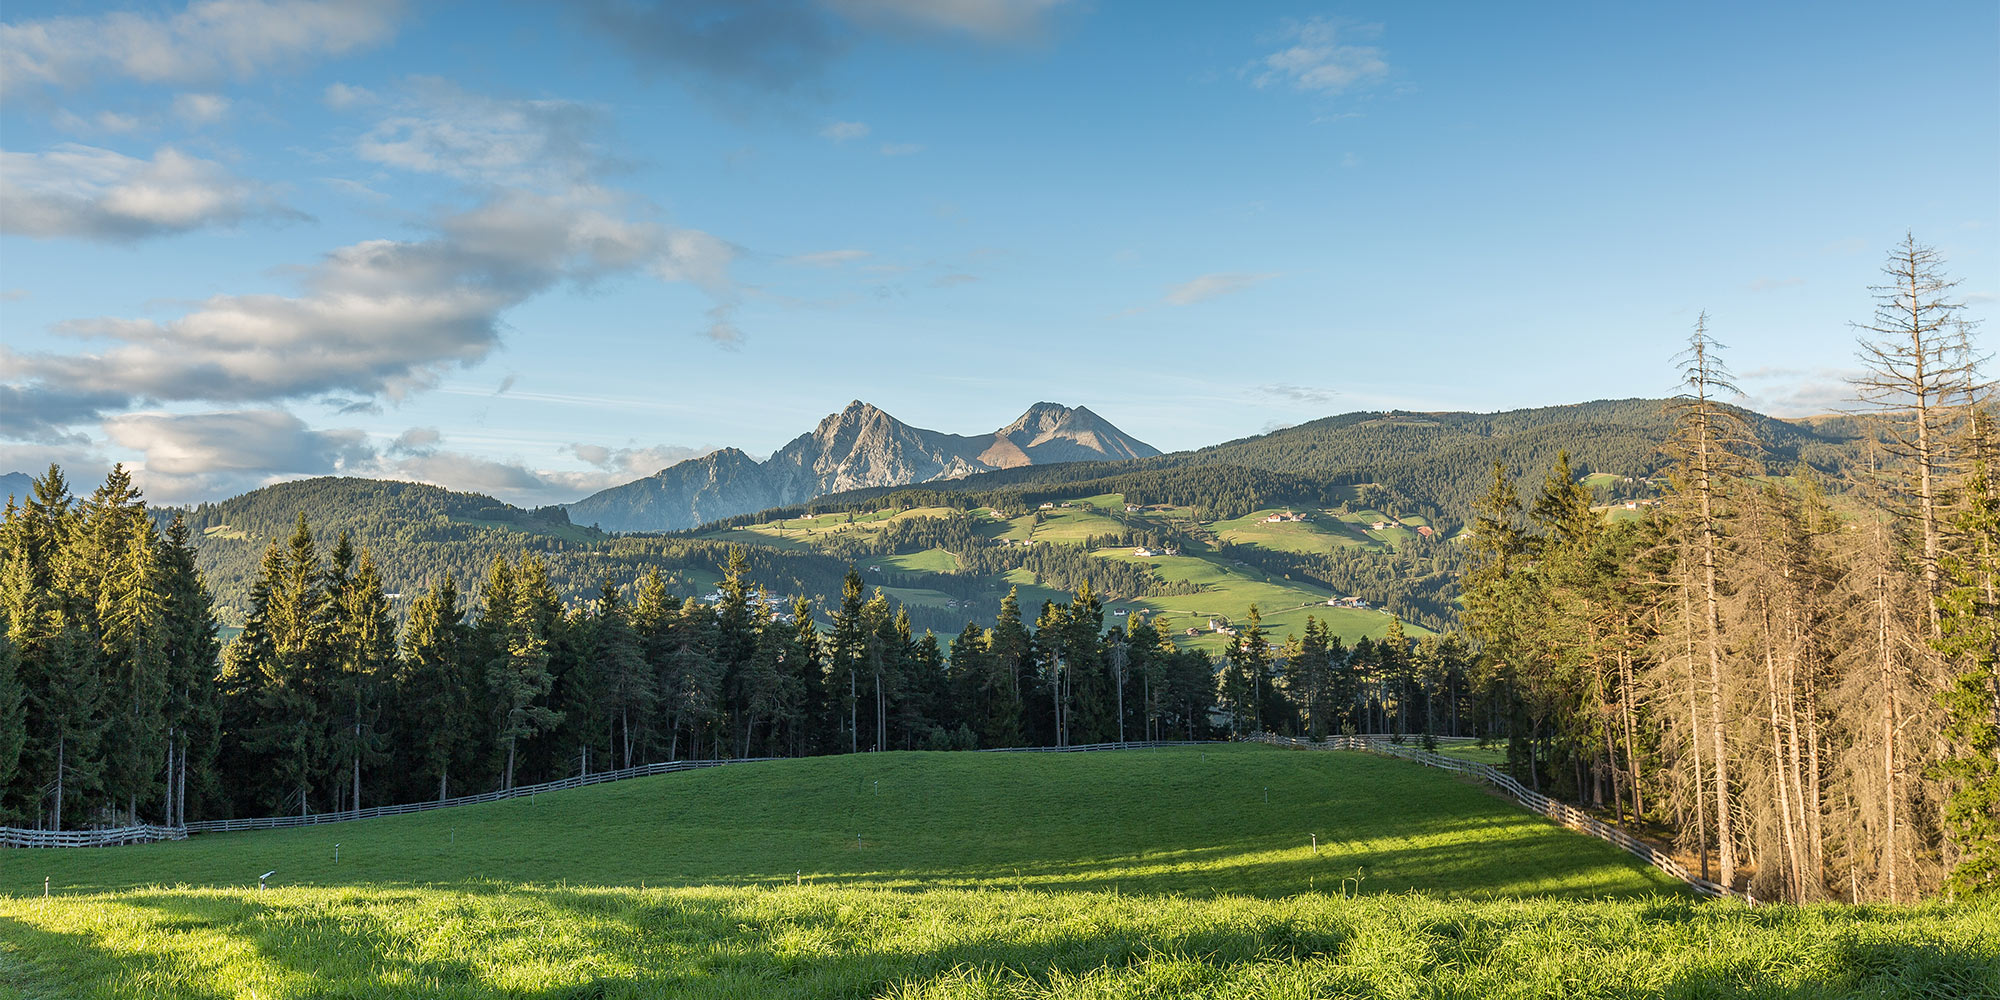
[1163, 545, 1181, 556]
[1265, 511, 1308, 523]
[1624, 501, 1639, 510]
[1038, 502, 1055, 510]
[1134, 546, 1159, 558]
[1125, 504, 1141, 513]
[1112, 608, 1129, 617]
[868, 565, 882, 573]
[1416, 525, 1435, 538]
[1370, 521, 1390, 531]
[1186, 627, 1201, 636]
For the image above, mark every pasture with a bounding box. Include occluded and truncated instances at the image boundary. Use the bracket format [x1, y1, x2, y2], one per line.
[2, 746, 1992, 998]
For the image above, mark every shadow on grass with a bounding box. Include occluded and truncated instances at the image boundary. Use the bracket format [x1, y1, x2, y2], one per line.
[0, 912, 232, 1000]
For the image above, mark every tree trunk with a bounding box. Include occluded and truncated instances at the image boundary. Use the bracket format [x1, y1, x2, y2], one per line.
[1879, 554, 1899, 902]
[54, 733, 64, 833]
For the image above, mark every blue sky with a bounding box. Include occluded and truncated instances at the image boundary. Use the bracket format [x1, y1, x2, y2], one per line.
[2, 0, 1995, 505]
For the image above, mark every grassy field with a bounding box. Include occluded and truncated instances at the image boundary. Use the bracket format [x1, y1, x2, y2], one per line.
[3, 746, 1666, 899]
[2, 746, 1994, 999]
[1109, 553, 1428, 649]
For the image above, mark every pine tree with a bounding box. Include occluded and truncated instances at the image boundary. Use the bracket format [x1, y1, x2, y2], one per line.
[984, 587, 1030, 747]
[401, 572, 474, 801]
[485, 557, 563, 790]
[1934, 438, 2000, 896]
[158, 516, 219, 825]
[329, 547, 396, 811]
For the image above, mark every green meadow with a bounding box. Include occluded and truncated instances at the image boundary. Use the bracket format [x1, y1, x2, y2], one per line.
[2, 745, 1993, 998]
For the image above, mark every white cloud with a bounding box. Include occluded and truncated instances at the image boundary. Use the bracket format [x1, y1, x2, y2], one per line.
[1, 0, 402, 94]
[568, 442, 718, 475]
[3, 187, 748, 441]
[53, 109, 145, 133]
[323, 81, 377, 109]
[172, 92, 231, 124]
[1163, 271, 1279, 306]
[790, 248, 870, 266]
[821, 120, 870, 141]
[1253, 17, 1388, 95]
[104, 408, 373, 500]
[354, 79, 608, 187]
[1736, 366, 1865, 417]
[1258, 383, 1339, 406]
[0, 144, 300, 241]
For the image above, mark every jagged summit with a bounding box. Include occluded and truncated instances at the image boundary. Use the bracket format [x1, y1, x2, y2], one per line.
[565, 402, 1157, 533]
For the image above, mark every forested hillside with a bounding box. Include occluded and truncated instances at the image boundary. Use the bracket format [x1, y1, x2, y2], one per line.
[795, 399, 1872, 533]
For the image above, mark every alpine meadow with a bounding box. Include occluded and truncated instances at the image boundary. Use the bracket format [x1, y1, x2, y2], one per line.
[1, 2, 1996, 997]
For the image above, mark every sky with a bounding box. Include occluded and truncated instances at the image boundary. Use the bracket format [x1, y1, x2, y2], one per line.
[2, 0, 1995, 507]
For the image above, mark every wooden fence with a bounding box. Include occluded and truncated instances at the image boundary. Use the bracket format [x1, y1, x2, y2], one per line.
[1246, 733, 1751, 902]
[2, 731, 1752, 902]
[1, 824, 187, 849]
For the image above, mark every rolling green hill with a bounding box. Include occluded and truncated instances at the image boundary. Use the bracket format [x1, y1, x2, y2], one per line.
[4, 745, 1992, 999]
[9, 746, 1671, 898]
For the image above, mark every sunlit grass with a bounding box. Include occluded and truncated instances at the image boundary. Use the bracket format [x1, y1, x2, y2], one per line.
[4, 746, 1991, 998]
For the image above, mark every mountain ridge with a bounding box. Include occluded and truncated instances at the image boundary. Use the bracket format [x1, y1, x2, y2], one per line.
[565, 401, 1160, 532]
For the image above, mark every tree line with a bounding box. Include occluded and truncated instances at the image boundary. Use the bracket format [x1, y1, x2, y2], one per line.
[1459, 236, 1997, 901]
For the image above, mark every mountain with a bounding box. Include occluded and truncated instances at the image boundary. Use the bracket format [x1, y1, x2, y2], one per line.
[566, 401, 1159, 532]
[786, 399, 1875, 529]
[0, 472, 32, 505]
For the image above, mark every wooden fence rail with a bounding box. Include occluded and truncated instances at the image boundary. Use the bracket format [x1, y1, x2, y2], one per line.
[1246, 733, 1751, 903]
[1, 825, 187, 849]
[3, 729, 1743, 904]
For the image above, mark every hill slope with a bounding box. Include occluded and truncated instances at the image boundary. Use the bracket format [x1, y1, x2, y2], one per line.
[567, 401, 1160, 533]
[13, 745, 1674, 898]
[796, 399, 1870, 529]
[8, 746, 1993, 1000]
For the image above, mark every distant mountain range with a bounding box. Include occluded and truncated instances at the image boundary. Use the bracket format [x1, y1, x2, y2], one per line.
[565, 401, 1160, 533]
[0, 472, 31, 505]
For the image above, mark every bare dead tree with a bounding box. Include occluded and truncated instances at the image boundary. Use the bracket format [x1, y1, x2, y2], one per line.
[1850, 233, 1988, 640]
[1666, 316, 1757, 889]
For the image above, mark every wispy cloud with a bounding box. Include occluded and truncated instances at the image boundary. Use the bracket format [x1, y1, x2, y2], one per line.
[1747, 276, 1805, 292]
[1164, 271, 1279, 306]
[1, 0, 403, 94]
[0, 144, 303, 242]
[790, 248, 870, 266]
[351, 78, 610, 188]
[172, 92, 232, 125]
[821, 120, 870, 140]
[1252, 17, 1388, 95]
[2, 187, 746, 442]
[1258, 383, 1339, 406]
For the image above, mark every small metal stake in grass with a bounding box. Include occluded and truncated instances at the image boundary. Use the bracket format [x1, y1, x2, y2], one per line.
[334, 843, 340, 863]
[44, 876, 49, 898]
[1311, 834, 1317, 855]
[1264, 786, 1269, 804]
[796, 871, 801, 885]
[259, 870, 276, 891]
